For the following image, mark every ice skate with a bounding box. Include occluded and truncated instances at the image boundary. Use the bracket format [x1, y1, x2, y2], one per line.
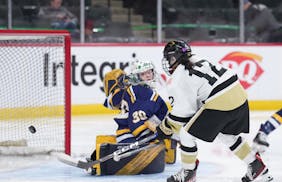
[253, 131, 269, 153]
[241, 153, 273, 182]
[167, 160, 199, 182]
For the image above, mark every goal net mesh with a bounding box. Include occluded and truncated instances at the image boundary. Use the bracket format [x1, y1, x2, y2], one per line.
[0, 31, 70, 155]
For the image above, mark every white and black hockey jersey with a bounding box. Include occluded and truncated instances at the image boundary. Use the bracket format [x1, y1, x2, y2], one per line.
[167, 57, 247, 120]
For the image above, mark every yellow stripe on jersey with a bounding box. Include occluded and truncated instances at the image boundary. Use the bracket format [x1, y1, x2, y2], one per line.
[132, 124, 148, 136]
[150, 92, 159, 102]
[273, 113, 282, 124]
[127, 87, 136, 104]
[116, 128, 131, 136]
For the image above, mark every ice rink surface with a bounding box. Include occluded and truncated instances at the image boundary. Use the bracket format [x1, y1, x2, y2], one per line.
[0, 111, 281, 182]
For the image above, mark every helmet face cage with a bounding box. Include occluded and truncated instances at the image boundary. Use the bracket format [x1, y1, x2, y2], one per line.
[129, 60, 157, 87]
[161, 57, 171, 76]
[162, 53, 178, 76]
[162, 40, 192, 75]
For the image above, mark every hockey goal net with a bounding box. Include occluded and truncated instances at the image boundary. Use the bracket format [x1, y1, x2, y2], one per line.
[0, 30, 71, 155]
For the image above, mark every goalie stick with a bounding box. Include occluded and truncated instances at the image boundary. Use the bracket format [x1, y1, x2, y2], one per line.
[112, 142, 162, 161]
[57, 133, 157, 170]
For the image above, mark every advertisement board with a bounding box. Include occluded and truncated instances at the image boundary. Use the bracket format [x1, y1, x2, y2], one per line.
[3, 43, 280, 114]
[70, 44, 281, 113]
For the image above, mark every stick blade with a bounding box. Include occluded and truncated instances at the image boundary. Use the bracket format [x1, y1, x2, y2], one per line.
[56, 153, 90, 169]
[57, 153, 81, 168]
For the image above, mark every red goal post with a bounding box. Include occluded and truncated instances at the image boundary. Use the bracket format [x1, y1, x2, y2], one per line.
[0, 30, 71, 155]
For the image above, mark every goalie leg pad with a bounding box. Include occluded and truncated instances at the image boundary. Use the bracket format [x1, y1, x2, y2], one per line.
[88, 135, 117, 175]
[90, 135, 117, 161]
[97, 142, 165, 175]
[164, 138, 177, 164]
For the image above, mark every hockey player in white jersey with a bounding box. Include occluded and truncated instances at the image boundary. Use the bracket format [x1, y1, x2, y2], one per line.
[155, 40, 273, 182]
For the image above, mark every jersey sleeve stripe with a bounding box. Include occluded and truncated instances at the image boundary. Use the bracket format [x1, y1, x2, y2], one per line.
[208, 75, 238, 99]
[127, 87, 136, 103]
[273, 113, 282, 124]
[168, 113, 191, 123]
[116, 128, 131, 135]
[132, 124, 148, 136]
[150, 91, 159, 102]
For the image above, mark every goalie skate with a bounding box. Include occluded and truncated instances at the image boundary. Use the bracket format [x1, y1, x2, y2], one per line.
[241, 153, 273, 182]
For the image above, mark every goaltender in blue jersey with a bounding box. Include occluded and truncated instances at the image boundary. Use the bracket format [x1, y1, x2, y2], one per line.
[88, 66, 177, 176]
[106, 84, 168, 143]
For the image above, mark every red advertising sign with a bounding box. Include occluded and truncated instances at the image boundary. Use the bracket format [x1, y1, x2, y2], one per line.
[219, 52, 264, 89]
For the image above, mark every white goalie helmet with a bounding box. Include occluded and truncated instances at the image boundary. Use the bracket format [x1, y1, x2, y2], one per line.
[129, 60, 157, 88]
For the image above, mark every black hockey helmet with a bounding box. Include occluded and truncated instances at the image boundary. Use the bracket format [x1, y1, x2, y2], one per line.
[162, 40, 192, 75]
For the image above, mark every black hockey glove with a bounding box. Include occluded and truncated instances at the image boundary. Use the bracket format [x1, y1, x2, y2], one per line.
[156, 119, 173, 140]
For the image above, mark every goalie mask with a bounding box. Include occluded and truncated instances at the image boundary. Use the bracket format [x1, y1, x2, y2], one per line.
[162, 40, 192, 75]
[129, 60, 157, 88]
[103, 69, 130, 109]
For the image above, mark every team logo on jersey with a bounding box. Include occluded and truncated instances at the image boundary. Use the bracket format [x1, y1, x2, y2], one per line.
[219, 52, 264, 89]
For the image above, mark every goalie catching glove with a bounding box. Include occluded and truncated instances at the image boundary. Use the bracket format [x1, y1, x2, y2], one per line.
[156, 119, 173, 140]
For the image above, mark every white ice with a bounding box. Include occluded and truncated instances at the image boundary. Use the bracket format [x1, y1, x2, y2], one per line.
[0, 111, 281, 182]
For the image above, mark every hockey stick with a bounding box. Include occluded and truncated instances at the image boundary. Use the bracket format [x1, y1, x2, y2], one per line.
[57, 133, 157, 170]
[113, 142, 162, 161]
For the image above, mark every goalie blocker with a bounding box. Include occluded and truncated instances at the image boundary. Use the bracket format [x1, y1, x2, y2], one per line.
[89, 135, 177, 175]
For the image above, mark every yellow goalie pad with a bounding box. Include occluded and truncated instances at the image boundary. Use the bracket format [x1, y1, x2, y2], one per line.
[95, 135, 117, 175]
[93, 135, 177, 175]
[94, 135, 166, 175]
[164, 138, 177, 164]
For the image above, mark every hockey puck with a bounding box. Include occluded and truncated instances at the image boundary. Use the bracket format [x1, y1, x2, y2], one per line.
[28, 125, 36, 134]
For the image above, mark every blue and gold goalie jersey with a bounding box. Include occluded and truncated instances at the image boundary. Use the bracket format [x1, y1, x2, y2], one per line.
[95, 84, 176, 176]
[105, 84, 168, 143]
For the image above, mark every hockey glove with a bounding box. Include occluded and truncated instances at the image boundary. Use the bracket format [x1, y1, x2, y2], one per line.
[156, 119, 173, 140]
